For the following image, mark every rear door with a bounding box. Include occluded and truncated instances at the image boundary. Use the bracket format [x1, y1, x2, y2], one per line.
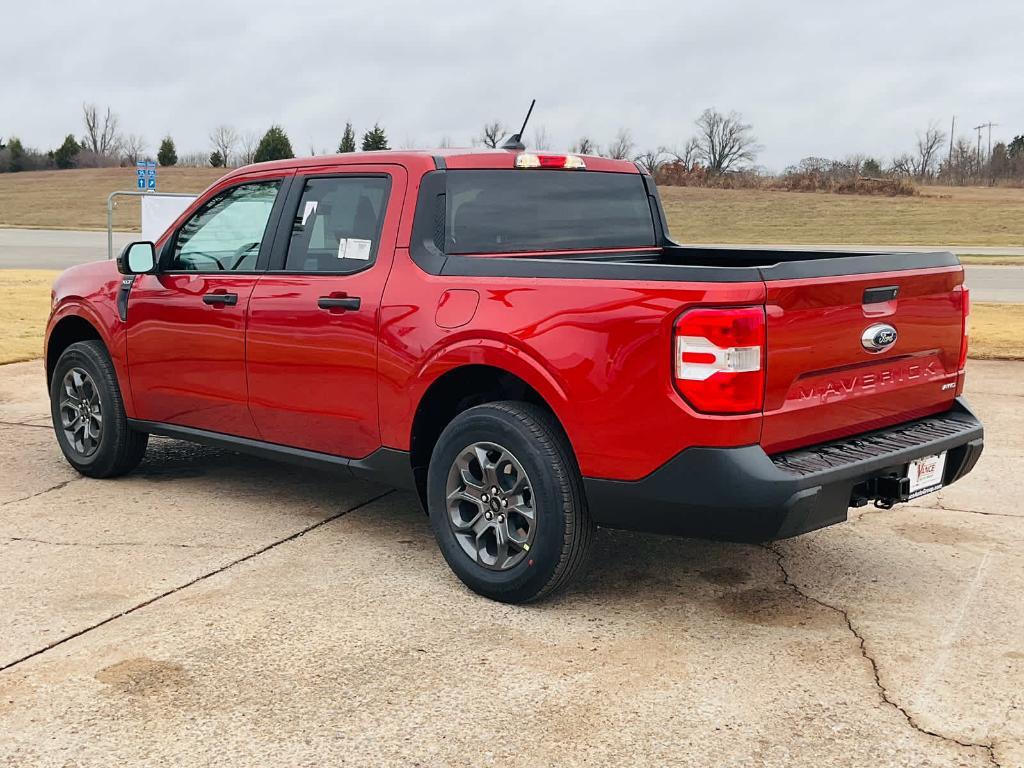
[761, 264, 966, 453]
[126, 174, 289, 437]
[245, 164, 406, 458]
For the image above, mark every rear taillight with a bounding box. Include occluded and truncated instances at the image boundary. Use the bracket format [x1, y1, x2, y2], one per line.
[958, 286, 970, 370]
[674, 307, 766, 414]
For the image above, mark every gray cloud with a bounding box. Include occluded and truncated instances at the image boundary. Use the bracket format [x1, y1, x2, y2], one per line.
[3, 0, 1020, 170]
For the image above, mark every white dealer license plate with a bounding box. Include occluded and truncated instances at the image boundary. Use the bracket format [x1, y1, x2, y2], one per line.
[907, 452, 947, 499]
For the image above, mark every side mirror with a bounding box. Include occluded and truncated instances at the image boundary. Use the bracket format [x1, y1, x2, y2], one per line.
[117, 241, 157, 275]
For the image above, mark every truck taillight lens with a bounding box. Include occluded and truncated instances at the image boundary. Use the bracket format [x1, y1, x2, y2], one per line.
[958, 286, 970, 370]
[674, 307, 766, 414]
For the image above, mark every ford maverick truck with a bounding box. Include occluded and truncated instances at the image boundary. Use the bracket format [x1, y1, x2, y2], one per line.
[45, 148, 983, 602]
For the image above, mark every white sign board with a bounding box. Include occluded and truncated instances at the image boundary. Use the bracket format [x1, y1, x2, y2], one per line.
[141, 195, 196, 242]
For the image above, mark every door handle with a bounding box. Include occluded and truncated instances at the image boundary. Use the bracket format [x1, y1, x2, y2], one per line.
[203, 292, 238, 306]
[318, 296, 361, 311]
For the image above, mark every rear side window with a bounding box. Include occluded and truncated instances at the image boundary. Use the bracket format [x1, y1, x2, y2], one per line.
[445, 170, 656, 254]
[284, 176, 389, 273]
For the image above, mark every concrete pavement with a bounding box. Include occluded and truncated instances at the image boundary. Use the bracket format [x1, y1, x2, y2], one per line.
[2, 228, 1022, 302]
[0, 358, 1021, 766]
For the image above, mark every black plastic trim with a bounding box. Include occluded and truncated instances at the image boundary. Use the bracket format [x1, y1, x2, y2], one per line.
[583, 398, 983, 542]
[432, 155, 446, 170]
[863, 285, 899, 304]
[116, 275, 136, 322]
[127, 419, 416, 490]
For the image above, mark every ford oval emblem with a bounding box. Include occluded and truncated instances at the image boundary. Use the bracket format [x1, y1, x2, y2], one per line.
[861, 323, 898, 353]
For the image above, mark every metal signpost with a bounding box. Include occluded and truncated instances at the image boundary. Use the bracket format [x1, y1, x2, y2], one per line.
[107, 190, 197, 260]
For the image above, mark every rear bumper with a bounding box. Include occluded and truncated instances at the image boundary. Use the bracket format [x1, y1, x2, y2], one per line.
[583, 397, 984, 542]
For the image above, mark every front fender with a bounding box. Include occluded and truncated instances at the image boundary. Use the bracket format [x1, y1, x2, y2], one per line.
[46, 264, 133, 415]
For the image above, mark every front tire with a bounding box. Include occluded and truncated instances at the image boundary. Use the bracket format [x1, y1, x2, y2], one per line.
[50, 340, 148, 478]
[427, 401, 594, 603]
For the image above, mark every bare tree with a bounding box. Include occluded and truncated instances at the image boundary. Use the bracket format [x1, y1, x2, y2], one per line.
[480, 121, 506, 149]
[437, 135, 453, 149]
[668, 137, 701, 170]
[81, 103, 121, 156]
[239, 130, 259, 165]
[889, 153, 914, 177]
[210, 125, 239, 167]
[532, 125, 551, 151]
[606, 128, 635, 160]
[570, 136, 599, 155]
[912, 122, 946, 180]
[121, 134, 146, 164]
[178, 151, 211, 168]
[635, 147, 668, 175]
[694, 108, 760, 173]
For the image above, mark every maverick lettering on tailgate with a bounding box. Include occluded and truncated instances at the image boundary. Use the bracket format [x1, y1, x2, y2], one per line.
[797, 360, 942, 403]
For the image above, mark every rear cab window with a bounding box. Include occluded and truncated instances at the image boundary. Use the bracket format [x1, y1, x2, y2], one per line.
[444, 170, 656, 254]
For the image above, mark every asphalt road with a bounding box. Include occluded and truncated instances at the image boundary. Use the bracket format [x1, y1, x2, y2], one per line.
[0, 228, 1022, 302]
[0, 359, 1022, 766]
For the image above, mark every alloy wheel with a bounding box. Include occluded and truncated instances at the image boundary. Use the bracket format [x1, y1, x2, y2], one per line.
[59, 367, 103, 457]
[445, 441, 537, 570]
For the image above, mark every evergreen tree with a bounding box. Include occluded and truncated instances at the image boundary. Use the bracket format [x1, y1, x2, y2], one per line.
[7, 137, 26, 172]
[253, 125, 295, 162]
[53, 134, 80, 169]
[361, 123, 389, 151]
[209, 150, 225, 168]
[338, 122, 357, 153]
[157, 136, 178, 166]
[1008, 135, 1024, 161]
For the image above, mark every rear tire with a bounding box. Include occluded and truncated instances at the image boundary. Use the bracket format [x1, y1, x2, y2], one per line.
[427, 401, 594, 603]
[50, 340, 148, 478]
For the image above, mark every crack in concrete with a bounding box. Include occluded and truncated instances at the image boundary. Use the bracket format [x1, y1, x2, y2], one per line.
[765, 543, 1000, 768]
[0, 488, 394, 675]
[0, 420, 51, 430]
[5, 537, 238, 550]
[0, 477, 82, 507]
[853, 501, 1021, 522]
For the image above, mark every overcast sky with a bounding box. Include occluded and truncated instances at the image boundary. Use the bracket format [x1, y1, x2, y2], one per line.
[3, 0, 1020, 171]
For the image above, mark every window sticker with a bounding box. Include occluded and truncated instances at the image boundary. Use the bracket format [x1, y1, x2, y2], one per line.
[301, 200, 318, 226]
[346, 238, 372, 261]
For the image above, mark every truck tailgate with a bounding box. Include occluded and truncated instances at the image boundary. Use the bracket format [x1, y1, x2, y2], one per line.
[761, 265, 966, 454]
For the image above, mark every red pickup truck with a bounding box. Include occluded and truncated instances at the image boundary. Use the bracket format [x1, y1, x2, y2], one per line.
[46, 148, 983, 602]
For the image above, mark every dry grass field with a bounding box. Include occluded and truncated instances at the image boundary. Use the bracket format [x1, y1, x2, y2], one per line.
[0, 167, 223, 231]
[0, 270, 1017, 365]
[1, 169, 1023, 250]
[660, 184, 1024, 246]
[0, 270, 58, 364]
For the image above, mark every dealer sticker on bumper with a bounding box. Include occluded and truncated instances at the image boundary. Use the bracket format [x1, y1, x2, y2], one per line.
[908, 452, 947, 499]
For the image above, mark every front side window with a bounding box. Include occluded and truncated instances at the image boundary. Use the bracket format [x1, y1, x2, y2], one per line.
[169, 181, 281, 272]
[284, 176, 389, 273]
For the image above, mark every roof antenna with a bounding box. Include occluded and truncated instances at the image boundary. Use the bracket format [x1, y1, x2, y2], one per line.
[501, 99, 536, 151]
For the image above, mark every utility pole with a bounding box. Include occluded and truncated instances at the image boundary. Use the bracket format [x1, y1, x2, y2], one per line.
[973, 123, 984, 179]
[947, 116, 956, 184]
[948, 116, 956, 164]
[974, 121, 998, 184]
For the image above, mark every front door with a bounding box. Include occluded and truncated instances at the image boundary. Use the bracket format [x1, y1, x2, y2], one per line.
[126, 176, 287, 437]
[246, 165, 405, 457]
